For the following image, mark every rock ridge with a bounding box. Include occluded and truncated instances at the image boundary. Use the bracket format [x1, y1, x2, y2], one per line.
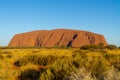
[8, 29, 107, 47]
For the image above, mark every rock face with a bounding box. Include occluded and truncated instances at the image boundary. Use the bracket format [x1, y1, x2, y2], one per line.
[8, 29, 107, 47]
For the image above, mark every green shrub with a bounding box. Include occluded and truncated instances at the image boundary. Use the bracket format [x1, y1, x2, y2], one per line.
[80, 44, 98, 50]
[106, 44, 118, 49]
[97, 43, 105, 49]
[80, 43, 105, 50]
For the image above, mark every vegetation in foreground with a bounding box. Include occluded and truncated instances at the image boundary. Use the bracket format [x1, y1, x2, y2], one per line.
[0, 47, 120, 80]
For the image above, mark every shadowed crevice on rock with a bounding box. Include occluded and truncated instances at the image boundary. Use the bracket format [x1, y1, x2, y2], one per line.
[67, 33, 78, 47]
[57, 32, 65, 46]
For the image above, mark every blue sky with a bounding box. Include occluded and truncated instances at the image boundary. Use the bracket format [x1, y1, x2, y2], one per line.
[0, 0, 120, 46]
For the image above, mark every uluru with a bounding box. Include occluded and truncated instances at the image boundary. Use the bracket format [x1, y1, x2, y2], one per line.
[8, 29, 107, 47]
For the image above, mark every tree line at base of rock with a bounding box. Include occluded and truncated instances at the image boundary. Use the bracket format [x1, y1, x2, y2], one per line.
[0, 44, 119, 49]
[80, 43, 118, 50]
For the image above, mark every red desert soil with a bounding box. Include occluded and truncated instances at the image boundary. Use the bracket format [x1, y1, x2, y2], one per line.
[8, 29, 107, 47]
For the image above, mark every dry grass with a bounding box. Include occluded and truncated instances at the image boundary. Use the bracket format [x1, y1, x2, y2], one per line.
[0, 48, 120, 80]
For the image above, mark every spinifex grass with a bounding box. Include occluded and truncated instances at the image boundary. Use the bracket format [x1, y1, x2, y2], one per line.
[0, 48, 120, 80]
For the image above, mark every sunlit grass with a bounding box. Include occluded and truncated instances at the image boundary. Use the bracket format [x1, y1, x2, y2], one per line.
[0, 48, 120, 80]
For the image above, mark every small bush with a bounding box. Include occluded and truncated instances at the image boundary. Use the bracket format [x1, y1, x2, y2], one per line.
[6, 54, 12, 58]
[97, 43, 105, 49]
[80, 44, 98, 50]
[18, 69, 40, 80]
[49, 57, 76, 80]
[103, 53, 120, 68]
[106, 44, 118, 49]
[14, 54, 57, 67]
[80, 43, 105, 50]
